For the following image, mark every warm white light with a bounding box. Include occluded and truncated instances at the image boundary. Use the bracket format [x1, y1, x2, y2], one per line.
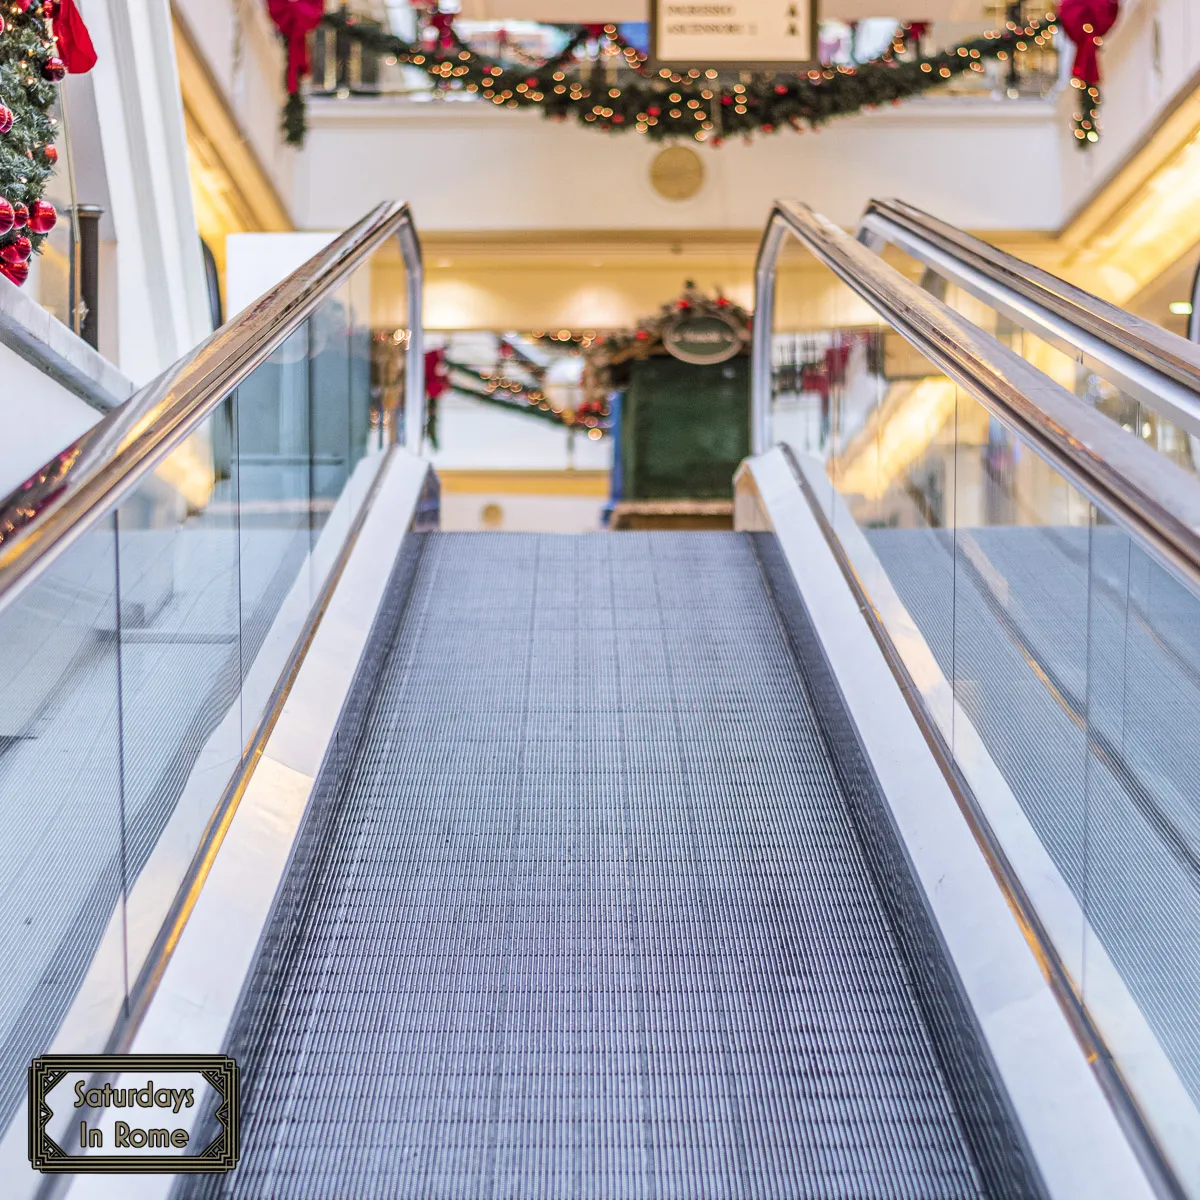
[1169, 301, 1193, 315]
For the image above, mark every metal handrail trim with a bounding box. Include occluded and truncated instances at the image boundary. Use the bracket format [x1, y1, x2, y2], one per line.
[0, 201, 425, 615]
[862, 197, 1200, 394]
[752, 200, 1200, 601]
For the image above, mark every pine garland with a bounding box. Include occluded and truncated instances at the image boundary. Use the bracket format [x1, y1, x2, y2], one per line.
[445, 358, 609, 436]
[283, 11, 1061, 148]
[0, 1, 61, 284]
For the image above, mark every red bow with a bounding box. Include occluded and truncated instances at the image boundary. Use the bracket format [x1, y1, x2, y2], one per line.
[424, 349, 449, 401]
[429, 11, 456, 48]
[1057, 0, 1119, 85]
[53, 0, 97, 74]
[266, 0, 325, 94]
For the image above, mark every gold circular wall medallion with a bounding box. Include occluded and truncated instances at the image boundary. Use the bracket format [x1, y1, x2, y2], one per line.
[649, 146, 704, 201]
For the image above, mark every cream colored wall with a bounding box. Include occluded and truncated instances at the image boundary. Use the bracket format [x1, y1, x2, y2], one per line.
[298, 99, 1064, 235]
[171, 0, 295, 211]
[371, 245, 880, 331]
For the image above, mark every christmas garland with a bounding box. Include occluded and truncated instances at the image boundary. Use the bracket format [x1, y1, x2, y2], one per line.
[0, 0, 95, 287]
[533, 285, 751, 407]
[583, 285, 751, 367]
[281, 9, 1067, 148]
[444, 357, 609, 438]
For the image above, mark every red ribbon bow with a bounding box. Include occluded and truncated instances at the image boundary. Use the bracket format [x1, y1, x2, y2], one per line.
[52, 0, 97, 74]
[1057, 0, 1119, 85]
[266, 0, 325, 94]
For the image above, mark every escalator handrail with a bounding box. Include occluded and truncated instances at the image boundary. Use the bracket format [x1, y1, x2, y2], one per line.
[0, 201, 424, 616]
[859, 197, 1200, 436]
[751, 199, 1200, 598]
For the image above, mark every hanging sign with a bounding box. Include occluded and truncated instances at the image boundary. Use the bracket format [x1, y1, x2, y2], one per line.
[650, 0, 816, 68]
[662, 311, 745, 365]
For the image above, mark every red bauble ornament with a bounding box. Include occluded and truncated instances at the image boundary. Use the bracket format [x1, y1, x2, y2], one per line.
[1, 260, 29, 287]
[43, 144, 57, 162]
[635, 330, 649, 340]
[12, 203, 28, 229]
[0, 198, 12, 236]
[0, 106, 11, 135]
[647, 106, 660, 116]
[1, 235, 33, 265]
[774, 84, 788, 94]
[0, 15, 5, 36]
[12, 0, 33, 12]
[27, 199, 56, 233]
[41, 57, 67, 82]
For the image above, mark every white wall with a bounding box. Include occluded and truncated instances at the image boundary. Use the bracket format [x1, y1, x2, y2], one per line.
[80, 0, 212, 383]
[172, 0, 296, 208]
[0, 344, 103, 497]
[296, 97, 1064, 234]
[1060, 0, 1200, 217]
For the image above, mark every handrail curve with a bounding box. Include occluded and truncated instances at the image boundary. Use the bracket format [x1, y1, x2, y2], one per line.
[0, 201, 424, 616]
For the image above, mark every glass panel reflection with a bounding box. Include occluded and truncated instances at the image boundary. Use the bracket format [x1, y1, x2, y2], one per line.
[1084, 523, 1200, 1134]
[116, 406, 243, 966]
[0, 519, 123, 1127]
[773, 227, 1200, 1184]
[0, 215, 416, 1105]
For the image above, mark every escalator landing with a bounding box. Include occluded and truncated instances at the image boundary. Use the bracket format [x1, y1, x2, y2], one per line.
[187, 533, 983, 1199]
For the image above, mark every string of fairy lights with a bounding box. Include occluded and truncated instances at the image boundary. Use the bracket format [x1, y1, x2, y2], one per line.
[283, 10, 1089, 147]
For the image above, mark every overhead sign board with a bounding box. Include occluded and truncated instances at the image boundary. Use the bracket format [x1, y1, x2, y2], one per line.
[650, 1, 816, 68]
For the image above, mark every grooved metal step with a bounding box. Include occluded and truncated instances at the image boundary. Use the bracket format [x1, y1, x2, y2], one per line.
[182, 532, 985, 1199]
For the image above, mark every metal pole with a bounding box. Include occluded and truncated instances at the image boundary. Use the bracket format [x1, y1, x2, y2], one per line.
[73, 204, 103, 350]
[398, 215, 425, 452]
[750, 212, 786, 456]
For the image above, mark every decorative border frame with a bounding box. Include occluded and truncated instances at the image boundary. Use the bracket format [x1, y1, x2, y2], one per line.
[29, 1054, 239, 1174]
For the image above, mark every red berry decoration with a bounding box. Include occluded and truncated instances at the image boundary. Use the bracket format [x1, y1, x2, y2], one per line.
[0, 198, 12, 236]
[0, 105, 12, 135]
[1, 235, 33, 264]
[12, 203, 28, 229]
[41, 57, 66, 82]
[43, 144, 57, 162]
[27, 199, 56, 233]
[1, 260, 30, 287]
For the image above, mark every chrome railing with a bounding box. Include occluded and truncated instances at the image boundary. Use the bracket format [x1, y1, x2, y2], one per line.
[752, 197, 1200, 1196]
[0, 201, 423, 1147]
[751, 199, 1200, 595]
[0, 200, 424, 614]
[858, 197, 1200, 438]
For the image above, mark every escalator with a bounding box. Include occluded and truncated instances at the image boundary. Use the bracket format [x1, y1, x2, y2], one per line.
[3, 197, 1200, 1198]
[184, 530, 1014, 1199]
